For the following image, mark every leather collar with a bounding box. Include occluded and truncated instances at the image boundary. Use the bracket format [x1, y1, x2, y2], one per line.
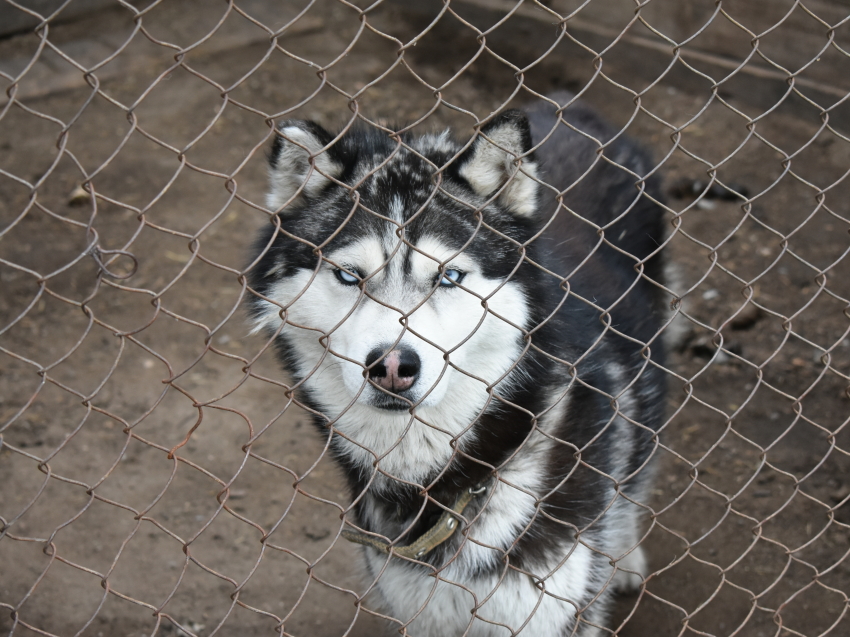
[342, 482, 489, 560]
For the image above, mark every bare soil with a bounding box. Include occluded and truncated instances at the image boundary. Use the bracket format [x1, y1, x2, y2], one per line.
[1, 1, 849, 636]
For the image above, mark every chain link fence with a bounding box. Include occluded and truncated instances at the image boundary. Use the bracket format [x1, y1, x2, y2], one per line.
[1, 0, 849, 635]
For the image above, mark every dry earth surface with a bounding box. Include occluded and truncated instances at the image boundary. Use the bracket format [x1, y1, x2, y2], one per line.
[1, 1, 849, 636]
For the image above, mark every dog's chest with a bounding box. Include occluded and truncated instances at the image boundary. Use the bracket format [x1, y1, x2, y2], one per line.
[361, 534, 595, 637]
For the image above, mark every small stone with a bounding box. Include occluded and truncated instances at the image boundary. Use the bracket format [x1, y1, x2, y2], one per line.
[67, 184, 89, 206]
[668, 177, 749, 201]
[175, 622, 205, 637]
[729, 304, 763, 330]
[830, 486, 850, 503]
[689, 335, 740, 363]
[304, 527, 330, 541]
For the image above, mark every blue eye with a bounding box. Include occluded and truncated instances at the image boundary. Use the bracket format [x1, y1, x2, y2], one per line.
[439, 269, 465, 287]
[334, 268, 360, 285]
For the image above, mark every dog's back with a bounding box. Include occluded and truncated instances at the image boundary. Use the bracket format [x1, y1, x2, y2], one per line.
[528, 91, 668, 350]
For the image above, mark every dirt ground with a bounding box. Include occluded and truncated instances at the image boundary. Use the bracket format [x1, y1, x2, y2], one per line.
[1, 1, 849, 636]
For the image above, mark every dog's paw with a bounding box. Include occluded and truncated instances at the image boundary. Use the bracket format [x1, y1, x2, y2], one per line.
[611, 546, 647, 595]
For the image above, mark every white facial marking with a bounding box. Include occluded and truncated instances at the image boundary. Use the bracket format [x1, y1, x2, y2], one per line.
[253, 232, 530, 484]
[390, 195, 404, 224]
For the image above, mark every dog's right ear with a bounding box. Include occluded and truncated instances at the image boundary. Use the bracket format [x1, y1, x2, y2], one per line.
[267, 121, 343, 212]
[456, 110, 539, 219]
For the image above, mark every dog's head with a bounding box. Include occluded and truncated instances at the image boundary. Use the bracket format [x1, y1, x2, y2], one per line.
[248, 112, 545, 463]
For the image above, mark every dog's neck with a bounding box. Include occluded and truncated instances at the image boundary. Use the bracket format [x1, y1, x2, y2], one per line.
[347, 402, 537, 526]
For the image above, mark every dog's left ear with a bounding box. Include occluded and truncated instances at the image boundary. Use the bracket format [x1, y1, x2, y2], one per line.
[267, 120, 344, 212]
[456, 110, 539, 219]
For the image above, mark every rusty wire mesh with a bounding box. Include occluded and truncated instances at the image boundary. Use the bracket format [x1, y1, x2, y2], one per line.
[1, 0, 850, 635]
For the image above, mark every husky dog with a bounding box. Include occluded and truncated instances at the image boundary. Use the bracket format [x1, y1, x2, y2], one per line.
[247, 91, 667, 636]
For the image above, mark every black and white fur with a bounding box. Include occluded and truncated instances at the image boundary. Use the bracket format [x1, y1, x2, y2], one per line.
[247, 92, 668, 636]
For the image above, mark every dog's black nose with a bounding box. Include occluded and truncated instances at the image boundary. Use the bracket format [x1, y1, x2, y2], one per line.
[365, 346, 421, 393]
